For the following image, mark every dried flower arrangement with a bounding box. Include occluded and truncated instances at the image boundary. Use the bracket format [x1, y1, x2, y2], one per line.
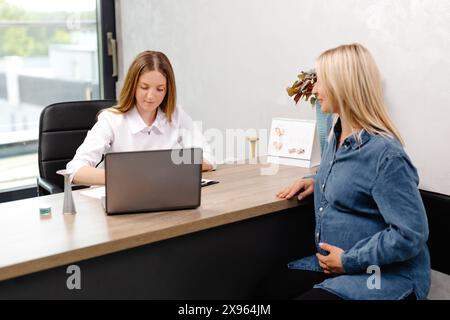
[286, 70, 317, 106]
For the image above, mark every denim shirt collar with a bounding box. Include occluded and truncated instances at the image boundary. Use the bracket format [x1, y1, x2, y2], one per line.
[333, 117, 371, 150]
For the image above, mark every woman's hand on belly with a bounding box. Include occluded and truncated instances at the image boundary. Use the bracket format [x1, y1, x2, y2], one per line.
[316, 242, 345, 274]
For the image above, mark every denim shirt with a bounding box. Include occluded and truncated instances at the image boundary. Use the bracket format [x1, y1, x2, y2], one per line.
[288, 117, 431, 300]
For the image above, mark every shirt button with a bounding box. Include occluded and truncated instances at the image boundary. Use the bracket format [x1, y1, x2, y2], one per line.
[316, 232, 320, 241]
[319, 207, 323, 212]
[330, 161, 333, 165]
[321, 183, 325, 190]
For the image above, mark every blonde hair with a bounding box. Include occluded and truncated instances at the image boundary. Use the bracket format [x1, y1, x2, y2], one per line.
[108, 51, 177, 122]
[316, 43, 404, 145]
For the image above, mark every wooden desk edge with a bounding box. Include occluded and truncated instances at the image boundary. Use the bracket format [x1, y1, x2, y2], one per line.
[0, 197, 311, 282]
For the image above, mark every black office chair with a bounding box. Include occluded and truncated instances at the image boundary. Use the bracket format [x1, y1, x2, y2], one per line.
[37, 99, 117, 196]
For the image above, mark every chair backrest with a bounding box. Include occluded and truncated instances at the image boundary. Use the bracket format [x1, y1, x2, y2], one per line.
[420, 190, 450, 275]
[38, 100, 117, 191]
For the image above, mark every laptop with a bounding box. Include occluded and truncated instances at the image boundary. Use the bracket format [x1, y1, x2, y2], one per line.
[103, 148, 202, 215]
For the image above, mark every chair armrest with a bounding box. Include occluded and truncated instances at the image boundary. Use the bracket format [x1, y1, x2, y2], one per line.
[37, 177, 63, 195]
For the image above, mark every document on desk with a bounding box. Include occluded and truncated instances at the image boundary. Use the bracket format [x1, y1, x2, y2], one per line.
[80, 186, 105, 199]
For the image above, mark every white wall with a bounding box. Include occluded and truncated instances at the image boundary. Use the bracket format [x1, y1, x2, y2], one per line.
[116, 0, 450, 195]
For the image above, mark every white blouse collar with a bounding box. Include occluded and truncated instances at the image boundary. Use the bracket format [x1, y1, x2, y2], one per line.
[126, 106, 168, 134]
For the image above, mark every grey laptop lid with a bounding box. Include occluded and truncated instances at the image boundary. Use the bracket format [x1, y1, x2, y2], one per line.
[104, 148, 202, 215]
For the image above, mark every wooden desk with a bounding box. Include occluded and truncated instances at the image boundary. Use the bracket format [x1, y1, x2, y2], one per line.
[0, 162, 316, 299]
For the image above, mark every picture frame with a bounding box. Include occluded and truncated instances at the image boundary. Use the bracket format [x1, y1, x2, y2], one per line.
[267, 118, 321, 168]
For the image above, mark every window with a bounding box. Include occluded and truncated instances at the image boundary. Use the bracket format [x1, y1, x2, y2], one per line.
[0, 0, 116, 198]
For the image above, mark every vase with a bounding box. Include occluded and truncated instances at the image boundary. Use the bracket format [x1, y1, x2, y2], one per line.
[56, 169, 77, 215]
[314, 101, 328, 156]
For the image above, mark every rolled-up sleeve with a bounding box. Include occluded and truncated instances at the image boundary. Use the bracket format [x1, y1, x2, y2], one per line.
[341, 153, 429, 274]
[66, 112, 114, 183]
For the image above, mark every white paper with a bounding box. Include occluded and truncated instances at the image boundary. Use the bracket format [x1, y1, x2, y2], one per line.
[79, 186, 105, 199]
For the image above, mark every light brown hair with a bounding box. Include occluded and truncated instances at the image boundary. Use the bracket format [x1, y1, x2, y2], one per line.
[109, 51, 177, 122]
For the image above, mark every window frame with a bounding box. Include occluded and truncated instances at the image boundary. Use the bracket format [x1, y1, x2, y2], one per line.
[0, 0, 117, 202]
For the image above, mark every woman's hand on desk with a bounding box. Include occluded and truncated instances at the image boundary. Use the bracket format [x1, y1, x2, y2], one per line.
[202, 160, 213, 172]
[276, 178, 314, 200]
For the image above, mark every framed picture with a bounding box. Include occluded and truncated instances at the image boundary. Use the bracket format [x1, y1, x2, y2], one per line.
[267, 118, 321, 168]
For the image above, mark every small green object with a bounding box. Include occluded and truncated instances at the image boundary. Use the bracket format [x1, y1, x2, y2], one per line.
[39, 206, 52, 215]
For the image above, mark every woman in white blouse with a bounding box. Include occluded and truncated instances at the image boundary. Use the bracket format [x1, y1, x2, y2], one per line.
[67, 51, 216, 186]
